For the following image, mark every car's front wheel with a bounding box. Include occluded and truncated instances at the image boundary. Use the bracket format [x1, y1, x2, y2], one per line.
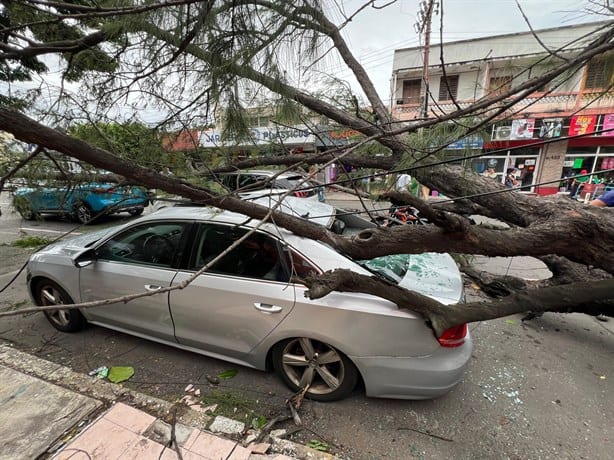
[33, 279, 86, 332]
[73, 201, 94, 224]
[272, 338, 358, 401]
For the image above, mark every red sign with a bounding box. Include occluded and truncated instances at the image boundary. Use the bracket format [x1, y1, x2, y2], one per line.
[569, 115, 596, 136]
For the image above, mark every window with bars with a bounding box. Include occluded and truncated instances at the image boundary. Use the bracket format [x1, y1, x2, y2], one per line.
[584, 58, 612, 89]
[438, 75, 459, 101]
[400, 79, 421, 104]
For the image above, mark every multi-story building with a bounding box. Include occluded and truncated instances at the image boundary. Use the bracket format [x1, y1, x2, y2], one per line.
[391, 21, 614, 195]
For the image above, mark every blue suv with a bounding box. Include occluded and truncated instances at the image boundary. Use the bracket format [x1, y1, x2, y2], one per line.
[13, 183, 149, 224]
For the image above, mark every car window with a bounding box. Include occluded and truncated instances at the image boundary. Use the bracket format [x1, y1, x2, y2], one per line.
[191, 224, 289, 282]
[281, 249, 321, 280]
[221, 174, 266, 191]
[97, 222, 188, 268]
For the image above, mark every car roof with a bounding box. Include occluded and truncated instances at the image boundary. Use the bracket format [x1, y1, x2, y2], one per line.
[220, 170, 308, 179]
[144, 196, 336, 231]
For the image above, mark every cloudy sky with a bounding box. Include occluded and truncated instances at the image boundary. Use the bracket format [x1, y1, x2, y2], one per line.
[6, 0, 607, 125]
[329, 0, 607, 101]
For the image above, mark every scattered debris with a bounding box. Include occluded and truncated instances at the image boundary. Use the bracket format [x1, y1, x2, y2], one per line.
[88, 366, 108, 378]
[397, 426, 454, 442]
[247, 442, 271, 454]
[205, 375, 220, 385]
[209, 415, 245, 435]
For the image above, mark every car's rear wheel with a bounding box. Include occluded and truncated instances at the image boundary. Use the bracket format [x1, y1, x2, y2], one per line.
[272, 338, 358, 401]
[34, 279, 85, 332]
[129, 208, 144, 216]
[73, 201, 94, 224]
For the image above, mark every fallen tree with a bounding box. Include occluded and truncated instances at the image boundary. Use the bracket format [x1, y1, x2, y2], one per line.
[0, 1, 613, 332]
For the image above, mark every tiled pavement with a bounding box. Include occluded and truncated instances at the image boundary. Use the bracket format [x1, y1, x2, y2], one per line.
[51, 402, 293, 460]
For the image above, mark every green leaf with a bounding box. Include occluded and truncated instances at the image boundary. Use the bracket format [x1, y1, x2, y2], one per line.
[251, 415, 267, 430]
[107, 366, 134, 383]
[217, 369, 238, 379]
[306, 440, 329, 452]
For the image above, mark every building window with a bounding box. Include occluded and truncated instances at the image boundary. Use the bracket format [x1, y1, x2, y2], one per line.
[400, 79, 421, 104]
[489, 76, 513, 96]
[438, 75, 459, 101]
[584, 59, 612, 90]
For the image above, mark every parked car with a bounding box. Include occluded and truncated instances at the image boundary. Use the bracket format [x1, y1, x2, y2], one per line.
[26, 198, 471, 401]
[13, 183, 149, 224]
[218, 170, 322, 200]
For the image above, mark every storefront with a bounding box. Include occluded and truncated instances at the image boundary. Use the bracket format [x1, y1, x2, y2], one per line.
[470, 147, 540, 189]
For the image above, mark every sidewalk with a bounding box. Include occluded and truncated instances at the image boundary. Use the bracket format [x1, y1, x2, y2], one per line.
[0, 345, 332, 460]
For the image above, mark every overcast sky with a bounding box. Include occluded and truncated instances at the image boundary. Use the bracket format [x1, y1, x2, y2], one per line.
[331, 0, 607, 102]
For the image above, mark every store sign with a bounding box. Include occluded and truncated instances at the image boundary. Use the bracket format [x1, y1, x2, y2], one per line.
[198, 126, 315, 148]
[602, 113, 614, 137]
[569, 115, 596, 136]
[316, 128, 362, 147]
[538, 118, 563, 138]
[446, 135, 484, 150]
[510, 118, 535, 139]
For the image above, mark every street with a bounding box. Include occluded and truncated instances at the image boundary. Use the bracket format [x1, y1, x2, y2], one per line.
[0, 194, 613, 459]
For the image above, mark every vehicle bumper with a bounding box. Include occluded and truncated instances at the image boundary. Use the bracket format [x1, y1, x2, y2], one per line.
[350, 333, 473, 400]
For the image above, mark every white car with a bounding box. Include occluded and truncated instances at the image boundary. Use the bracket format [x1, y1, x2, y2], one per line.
[26, 198, 471, 401]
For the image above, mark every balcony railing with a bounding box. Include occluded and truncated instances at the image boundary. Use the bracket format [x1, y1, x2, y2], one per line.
[392, 90, 614, 120]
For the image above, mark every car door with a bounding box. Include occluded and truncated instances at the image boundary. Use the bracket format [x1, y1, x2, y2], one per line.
[170, 223, 295, 360]
[79, 220, 190, 341]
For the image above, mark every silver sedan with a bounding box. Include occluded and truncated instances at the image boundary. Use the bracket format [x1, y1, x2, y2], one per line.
[26, 202, 472, 401]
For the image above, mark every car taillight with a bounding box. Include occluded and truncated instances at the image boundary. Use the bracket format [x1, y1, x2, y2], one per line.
[293, 191, 307, 197]
[437, 324, 467, 348]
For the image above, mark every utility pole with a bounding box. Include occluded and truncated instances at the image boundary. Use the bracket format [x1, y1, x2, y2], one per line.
[415, 0, 438, 119]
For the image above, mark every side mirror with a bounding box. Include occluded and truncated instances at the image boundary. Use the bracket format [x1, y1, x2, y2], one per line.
[74, 248, 97, 268]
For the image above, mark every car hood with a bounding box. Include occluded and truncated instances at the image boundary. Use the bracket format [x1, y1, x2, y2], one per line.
[35, 228, 116, 257]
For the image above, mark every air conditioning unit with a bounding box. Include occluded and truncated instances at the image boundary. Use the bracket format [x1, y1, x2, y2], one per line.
[492, 126, 511, 140]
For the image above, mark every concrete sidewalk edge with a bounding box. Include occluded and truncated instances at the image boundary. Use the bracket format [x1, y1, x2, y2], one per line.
[0, 343, 334, 459]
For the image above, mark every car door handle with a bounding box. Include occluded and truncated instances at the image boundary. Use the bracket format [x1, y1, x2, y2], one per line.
[254, 302, 283, 313]
[144, 284, 162, 291]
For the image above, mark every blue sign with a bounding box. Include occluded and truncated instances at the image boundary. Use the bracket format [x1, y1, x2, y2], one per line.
[445, 135, 484, 150]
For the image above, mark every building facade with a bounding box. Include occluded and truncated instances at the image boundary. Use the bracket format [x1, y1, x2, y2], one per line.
[391, 21, 614, 195]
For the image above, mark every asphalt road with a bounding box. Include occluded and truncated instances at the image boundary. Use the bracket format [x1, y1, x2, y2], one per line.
[0, 194, 612, 459]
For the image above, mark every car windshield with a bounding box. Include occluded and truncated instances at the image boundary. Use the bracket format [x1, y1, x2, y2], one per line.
[356, 254, 410, 284]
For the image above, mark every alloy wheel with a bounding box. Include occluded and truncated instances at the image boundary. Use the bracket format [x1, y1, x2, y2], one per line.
[280, 338, 345, 395]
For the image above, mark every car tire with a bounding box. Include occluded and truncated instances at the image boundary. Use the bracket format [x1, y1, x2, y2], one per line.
[272, 338, 358, 402]
[73, 201, 94, 224]
[14, 196, 37, 220]
[129, 208, 144, 216]
[33, 279, 86, 332]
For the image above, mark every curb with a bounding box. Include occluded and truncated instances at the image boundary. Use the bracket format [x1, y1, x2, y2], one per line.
[0, 344, 336, 459]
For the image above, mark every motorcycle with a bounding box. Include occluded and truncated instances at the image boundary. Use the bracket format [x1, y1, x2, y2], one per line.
[375, 205, 429, 226]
